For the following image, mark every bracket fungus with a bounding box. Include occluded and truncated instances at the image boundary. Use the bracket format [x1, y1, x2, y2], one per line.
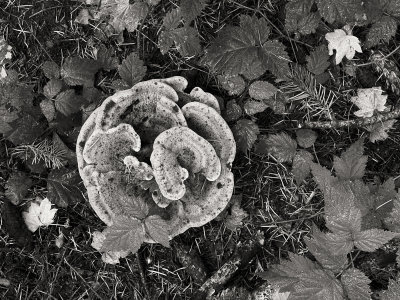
[76, 76, 236, 260]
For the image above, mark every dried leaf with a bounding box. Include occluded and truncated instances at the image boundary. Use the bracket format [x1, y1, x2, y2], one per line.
[22, 198, 58, 232]
[225, 196, 248, 231]
[350, 87, 388, 118]
[5, 172, 33, 205]
[325, 29, 362, 65]
[54, 89, 85, 116]
[365, 119, 397, 143]
[292, 150, 313, 185]
[118, 52, 147, 87]
[232, 119, 259, 153]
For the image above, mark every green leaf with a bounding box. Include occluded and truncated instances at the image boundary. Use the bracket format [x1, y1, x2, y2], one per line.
[144, 215, 170, 247]
[118, 52, 147, 87]
[101, 216, 145, 253]
[61, 57, 100, 87]
[40, 98, 56, 122]
[248, 80, 278, 101]
[217, 74, 246, 96]
[310, 163, 338, 197]
[47, 168, 84, 207]
[96, 44, 119, 71]
[42, 61, 60, 79]
[264, 132, 297, 163]
[296, 129, 317, 148]
[5, 171, 33, 205]
[292, 150, 313, 185]
[243, 100, 269, 115]
[223, 100, 242, 122]
[159, 9, 181, 54]
[353, 229, 398, 252]
[43, 79, 63, 99]
[180, 0, 208, 23]
[366, 16, 398, 48]
[54, 89, 84, 116]
[381, 279, 400, 300]
[232, 119, 260, 153]
[315, 0, 364, 24]
[5, 113, 45, 146]
[285, 0, 320, 35]
[306, 45, 330, 76]
[0, 106, 19, 133]
[304, 224, 347, 273]
[385, 193, 400, 232]
[163, 26, 201, 57]
[341, 268, 371, 300]
[333, 138, 367, 180]
[202, 15, 290, 78]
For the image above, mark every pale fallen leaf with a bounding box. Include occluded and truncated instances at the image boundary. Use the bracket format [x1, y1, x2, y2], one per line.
[55, 231, 64, 248]
[350, 87, 388, 118]
[23, 197, 58, 232]
[365, 120, 397, 143]
[325, 29, 362, 64]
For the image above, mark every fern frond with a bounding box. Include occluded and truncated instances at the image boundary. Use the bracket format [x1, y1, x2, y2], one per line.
[280, 64, 338, 121]
[12, 139, 66, 169]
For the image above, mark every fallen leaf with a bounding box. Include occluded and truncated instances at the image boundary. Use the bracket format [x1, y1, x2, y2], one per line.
[365, 120, 397, 143]
[23, 197, 58, 232]
[350, 87, 388, 118]
[325, 29, 362, 64]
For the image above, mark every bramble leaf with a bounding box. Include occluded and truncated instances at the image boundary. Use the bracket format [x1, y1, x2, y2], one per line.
[217, 74, 246, 96]
[315, 0, 363, 24]
[202, 15, 290, 79]
[296, 129, 317, 148]
[341, 268, 371, 300]
[47, 168, 84, 207]
[353, 229, 399, 252]
[5, 172, 33, 205]
[264, 132, 297, 163]
[333, 138, 367, 180]
[292, 150, 313, 185]
[43, 79, 63, 99]
[285, 0, 320, 36]
[384, 193, 400, 232]
[180, 0, 208, 23]
[42, 61, 60, 79]
[61, 57, 100, 87]
[366, 16, 398, 48]
[232, 119, 259, 153]
[54, 89, 84, 116]
[365, 120, 397, 143]
[243, 100, 269, 115]
[118, 52, 147, 87]
[306, 45, 330, 76]
[144, 215, 170, 247]
[224, 100, 242, 122]
[96, 44, 119, 71]
[350, 87, 388, 118]
[101, 216, 145, 253]
[381, 279, 400, 300]
[325, 29, 362, 65]
[40, 98, 56, 122]
[248, 80, 278, 101]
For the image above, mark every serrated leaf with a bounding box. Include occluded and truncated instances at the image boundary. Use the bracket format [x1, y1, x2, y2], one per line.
[243, 100, 269, 115]
[101, 216, 145, 253]
[40, 98, 56, 122]
[306, 45, 330, 75]
[366, 16, 398, 48]
[333, 138, 367, 180]
[5, 113, 45, 146]
[61, 57, 100, 87]
[224, 99, 242, 122]
[365, 119, 397, 143]
[292, 150, 313, 185]
[118, 52, 147, 87]
[180, 0, 208, 23]
[5, 172, 33, 205]
[42, 61, 60, 79]
[341, 268, 371, 300]
[382, 279, 400, 300]
[385, 193, 400, 232]
[353, 229, 398, 252]
[171, 26, 201, 57]
[296, 129, 317, 148]
[315, 0, 363, 24]
[52, 132, 77, 167]
[325, 29, 362, 65]
[0, 106, 19, 133]
[249, 80, 278, 101]
[54, 89, 84, 116]
[144, 215, 170, 247]
[43, 79, 63, 99]
[285, 0, 319, 35]
[22, 198, 58, 233]
[217, 74, 246, 96]
[305, 224, 347, 273]
[162, 8, 181, 31]
[264, 132, 297, 163]
[232, 119, 259, 153]
[202, 15, 290, 78]
[47, 168, 84, 207]
[350, 87, 388, 118]
[96, 44, 119, 71]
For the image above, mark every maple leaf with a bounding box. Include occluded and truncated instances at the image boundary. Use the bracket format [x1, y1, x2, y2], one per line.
[365, 119, 397, 143]
[304, 224, 348, 273]
[232, 119, 260, 153]
[350, 87, 388, 118]
[223, 99, 242, 122]
[325, 29, 362, 65]
[263, 132, 297, 163]
[306, 45, 330, 76]
[23, 198, 58, 233]
[248, 80, 278, 101]
[217, 74, 246, 96]
[381, 279, 400, 300]
[101, 216, 145, 253]
[118, 52, 147, 87]
[341, 268, 371, 300]
[144, 215, 170, 247]
[296, 129, 317, 149]
[315, 0, 364, 24]
[285, 0, 320, 36]
[202, 15, 290, 79]
[333, 138, 367, 180]
[292, 150, 313, 185]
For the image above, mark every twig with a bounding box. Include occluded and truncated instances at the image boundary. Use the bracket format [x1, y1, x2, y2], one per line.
[135, 252, 152, 300]
[297, 106, 400, 129]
